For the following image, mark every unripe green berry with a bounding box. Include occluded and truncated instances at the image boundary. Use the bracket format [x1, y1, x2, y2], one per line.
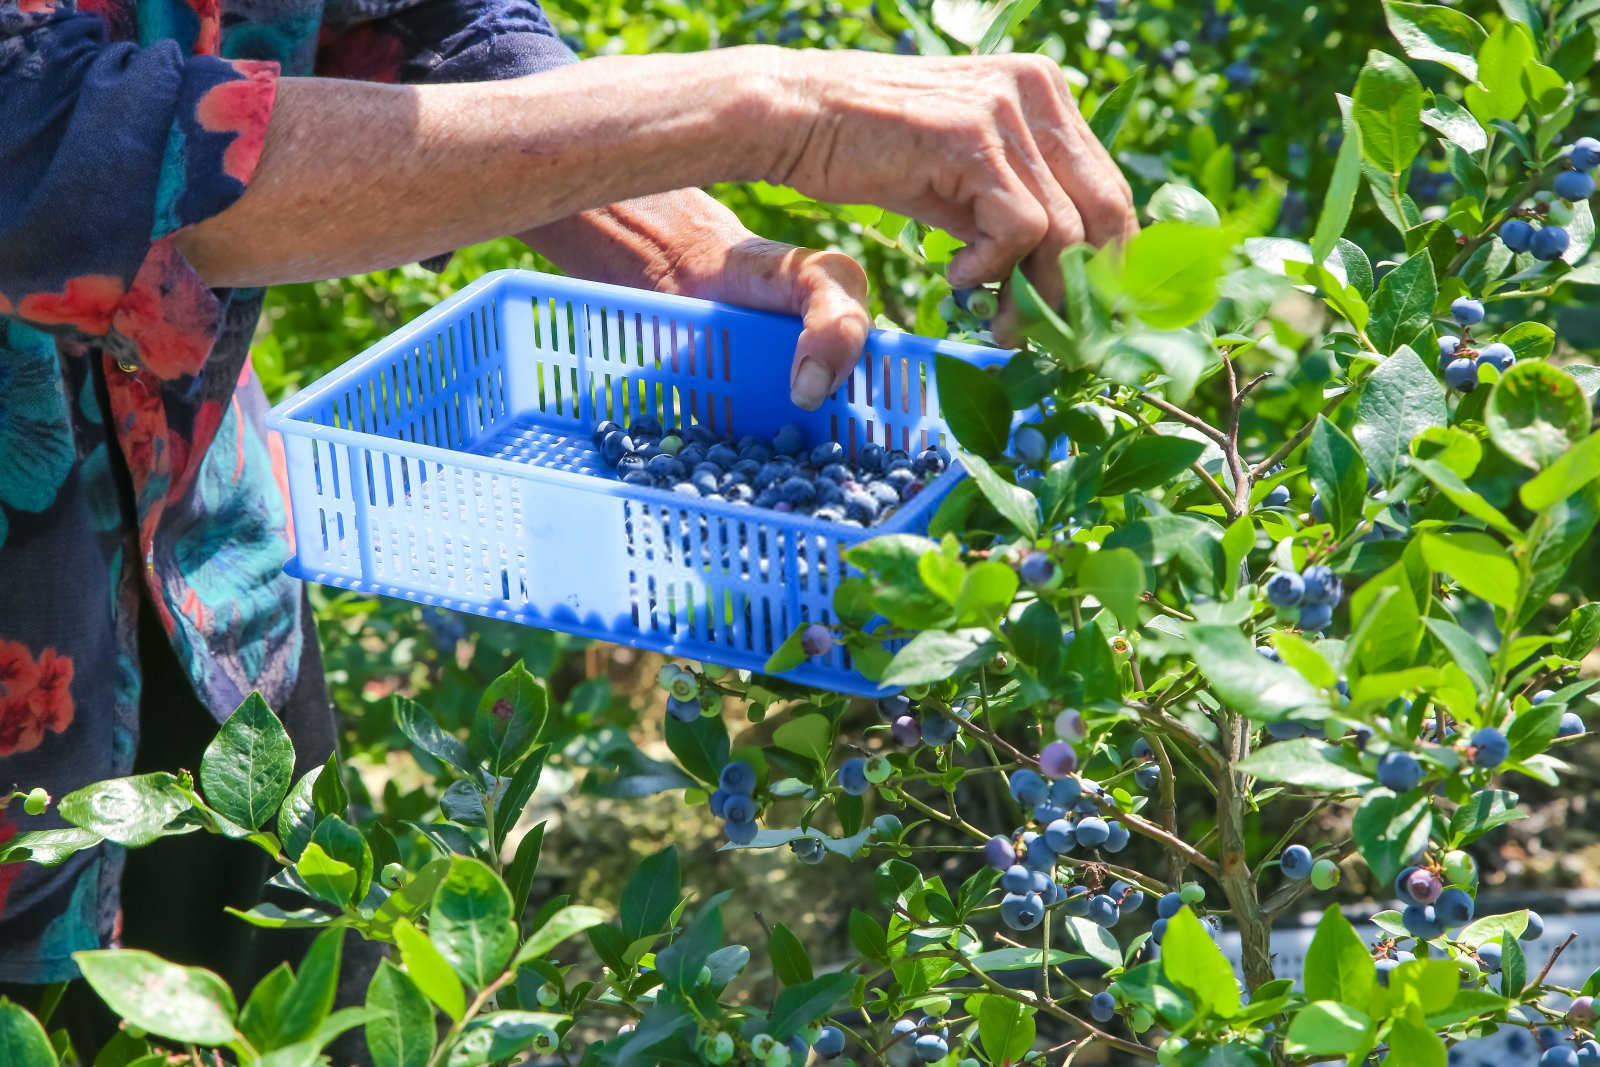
[1443, 849, 1476, 887]
[1457, 955, 1481, 981]
[864, 755, 893, 783]
[906, 684, 931, 699]
[670, 674, 699, 701]
[380, 862, 405, 888]
[656, 663, 684, 690]
[750, 1034, 777, 1056]
[1310, 858, 1341, 890]
[22, 788, 48, 816]
[1131, 1006, 1154, 1032]
[536, 982, 560, 1007]
[696, 965, 713, 988]
[1179, 882, 1205, 904]
[701, 1032, 735, 1064]
[871, 813, 903, 838]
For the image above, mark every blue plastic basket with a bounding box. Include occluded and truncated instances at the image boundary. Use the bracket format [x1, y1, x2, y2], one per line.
[265, 269, 1010, 694]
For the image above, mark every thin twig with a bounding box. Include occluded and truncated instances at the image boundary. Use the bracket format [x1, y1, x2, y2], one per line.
[1248, 390, 1350, 478]
[1535, 931, 1580, 989]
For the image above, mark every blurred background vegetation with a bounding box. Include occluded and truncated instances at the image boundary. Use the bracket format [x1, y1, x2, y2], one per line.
[252, 0, 1600, 1033]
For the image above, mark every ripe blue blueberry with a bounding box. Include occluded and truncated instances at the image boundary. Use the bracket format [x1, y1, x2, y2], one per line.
[1444, 357, 1478, 392]
[1135, 764, 1161, 791]
[891, 715, 922, 746]
[1266, 571, 1305, 608]
[1019, 551, 1057, 588]
[1040, 741, 1078, 778]
[1224, 60, 1253, 89]
[1111, 879, 1144, 911]
[1075, 816, 1110, 848]
[1263, 485, 1291, 508]
[724, 818, 758, 845]
[801, 624, 833, 658]
[1012, 426, 1048, 467]
[837, 757, 871, 795]
[913, 1033, 949, 1062]
[1559, 712, 1585, 737]
[1544, 1047, 1580, 1067]
[1533, 689, 1555, 705]
[914, 447, 948, 475]
[667, 695, 700, 723]
[1023, 836, 1056, 871]
[1533, 225, 1571, 260]
[1499, 218, 1535, 252]
[772, 423, 806, 456]
[1582, 1039, 1600, 1067]
[1000, 891, 1045, 930]
[1524, 910, 1546, 941]
[1298, 601, 1334, 632]
[984, 835, 1016, 870]
[1301, 565, 1342, 606]
[1450, 297, 1485, 326]
[1437, 335, 1461, 366]
[708, 788, 731, 818]
[1090, 991, 1117, 1022]
[1001, 864, 1033, 893]
[720, 761, 756, 795]
[722, 793, 757, 825]
[1435, 888, 1474, 925]
[1105, 821, 1130, 852]
[1478, 940, 1503, 971]
[1063, 885, 1091, 917]
[1087, 893, 1121, 928]
[1157, 892, 1182, 919]
[1009, 769, 1048, 807]
[1471, 726, 1509, 768]
[1044, 818, 1076, 853]
[1281, 844, 1313, 880]
[592, 419, 621, 447]
[1573, 137, 1600, 170]
[1477, 342, 1515, 373]
[1405, 867, 1442, 904]
[1049, 775, 1082, 806]
[1402, 903, 1443, 940]
[1377, 751, 1423, 792]
[920, 714, 960, 746]
[814, 1026, 845, 1059]
[1554, 169, 1596, 202]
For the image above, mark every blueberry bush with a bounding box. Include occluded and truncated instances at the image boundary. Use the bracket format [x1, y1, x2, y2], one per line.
[6, 1, 1600, 1065]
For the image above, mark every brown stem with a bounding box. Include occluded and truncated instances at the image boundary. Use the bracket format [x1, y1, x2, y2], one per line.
[1150, 736, 1183, 887]
[1248, 391, 1350, 479]
[1216, 709, 1274, 991]
[1535, 931, 1580, 990]
[1135, 392, 1228, 445]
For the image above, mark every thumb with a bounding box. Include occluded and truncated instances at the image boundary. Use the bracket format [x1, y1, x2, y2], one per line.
[789, 249, 871, 411]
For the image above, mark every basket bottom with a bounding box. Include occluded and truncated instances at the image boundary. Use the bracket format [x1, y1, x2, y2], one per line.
[469, 412, 608, 476]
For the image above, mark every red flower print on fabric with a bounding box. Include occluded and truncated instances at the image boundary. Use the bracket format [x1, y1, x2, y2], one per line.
[16, 276, 125, 335]
[0, 643, 74, 756]
[113, 238, 221, 380]
[195, 61, 279, 184]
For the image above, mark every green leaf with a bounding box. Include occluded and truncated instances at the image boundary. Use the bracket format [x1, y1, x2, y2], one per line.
[975, 0, 1042, 53]
[1382, 2, 1486, 78]
[306, 815, 372, 908]
[773, 713, 832, 765]
[1501, 930, 1527, 994]
[1352, 790, 1434, 885]
[849, 909, 890, 965]
[1355, 347, 1447, 485]
[1466, 20, 1534, 124]
[1421, 96, 1488, 154]
[0, 827, 101, 867]
[1410, 458, 1523, 541]
[1304, 906, 1378, 1011]
[767, 972, 857, 1040]
[1385, 1015, 1447, 1067]
[1312, 109, 1365, 265]
[958, 452, 1040, 538]
[1420, 532, 1519, 610]
[311, 751, 347, 819]
[966, 948, 1081, 971]
[0, 999, 55, 1067]
[1064, 916, 1122, 970]
[492, 745, 547, 853]
[429, 857, 517, 989]
[1308, 416, 1369, 537]
[1088, 67, 1145, 150]
[656, 893, 727, 994]
[1367, 251, 1437, 354]
[58, 773, 194, 848]
[277, 767, 320, 862]
[1187, 624, 1327, 721]
[1286, 1001, 1375, 1057]
[886, 0, 950, 56]
[273, 927, 343, 1046]
[663, 714, 728, 788]
[882, 628, 998, 687]
[1451, 789, 1526, 842]
[199, 693, 294, 831]
[973, 993, 1035, 1064]
[1521, 487, 1600, 626]
[1459, 909, 1529, 947]
[73, 950, 238, 1046]
[1558, 603, 1600, 662]
[768, 923, 813, 985]
[1111, 222, 1230, 329]
[1159, 908, 1240, 1018]
[1424, 618, 1493, 695]
[1487, 361, 1590, 471]
[955, 560, 1020, 624]
[473, 661, 546, 774]
[1237, 739, 1372, 789]
[936, 355, 1012, 457]
[393, 696, 470, 777]
[514, 904, 607, 968]
[1501, 321, 1556, 362]
[1147, 184, 1221, 227]
[1353, 50, 1425, 175]
[393, 918, 465, 1022]
[620, 846, 680, 943]
[364, 961, 435, 1067]
[1078, 548, 1144, 631]
[1100, 435, 1207, 495]
[765, 627, 808, 674]
[451, 1011, 565, 1066]
[1521, 424, 1600, 511]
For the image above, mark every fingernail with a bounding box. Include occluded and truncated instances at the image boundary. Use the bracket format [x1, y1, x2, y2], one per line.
[791, 358, 833, 411]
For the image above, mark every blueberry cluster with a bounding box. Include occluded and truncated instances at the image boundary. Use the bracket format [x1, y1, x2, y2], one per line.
[876, 693, 964, 750]
[1278, 843, 1340, 889]
[1263, 563, 1343, 631]
[659, 663, 705, 723]
[590, 418, 946, 527]
[1495, 137, 1599, 263]
[1438, 297, 1518, 393]
[709, 760, 761, 844]
[891, 1015, 954, 1062]
[1151, 883, 1216, 947]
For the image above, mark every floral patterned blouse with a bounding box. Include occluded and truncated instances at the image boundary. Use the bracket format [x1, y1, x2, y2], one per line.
[0, 0, 571, 980]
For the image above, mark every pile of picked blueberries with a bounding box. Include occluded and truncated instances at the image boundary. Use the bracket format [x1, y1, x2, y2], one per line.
[590, 417, 948, 527]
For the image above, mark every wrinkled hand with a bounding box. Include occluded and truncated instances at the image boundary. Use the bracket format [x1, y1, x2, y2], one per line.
[768, 49, 1138, 341]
